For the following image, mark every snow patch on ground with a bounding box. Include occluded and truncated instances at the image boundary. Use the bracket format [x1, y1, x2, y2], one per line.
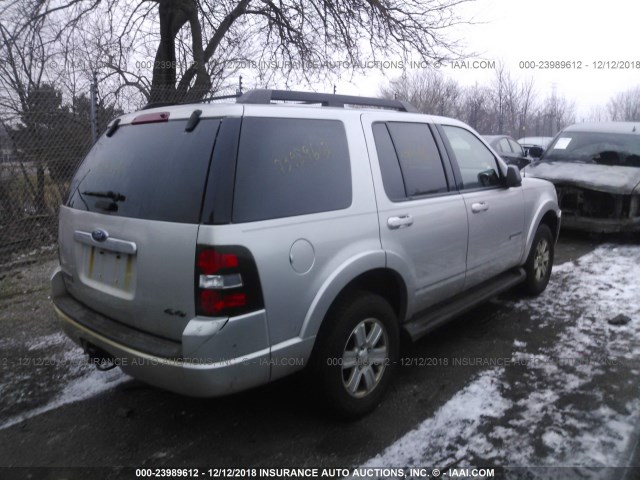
[26, 332, 67, 351]
[362, 369, 509, 468]
[0, 367, 126, 431]
[503, 245, 640, 467]
[361, 244, 640, 471]
[0, 335, 128, 431]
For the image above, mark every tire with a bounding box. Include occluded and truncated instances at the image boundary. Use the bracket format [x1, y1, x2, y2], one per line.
[522, 224, 554, 296]
[314, 292, 399, 418]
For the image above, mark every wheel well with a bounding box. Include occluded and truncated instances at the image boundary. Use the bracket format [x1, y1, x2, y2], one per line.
[328, 269, 407, 324]
[540, 210, 560, 239]
[309, 269, 407, 364]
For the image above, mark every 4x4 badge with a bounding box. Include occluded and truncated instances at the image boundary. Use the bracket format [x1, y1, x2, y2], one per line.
[91, 229, 109, 242]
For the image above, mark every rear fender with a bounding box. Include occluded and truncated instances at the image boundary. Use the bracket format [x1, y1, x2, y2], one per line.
[298, 250, 386, 340]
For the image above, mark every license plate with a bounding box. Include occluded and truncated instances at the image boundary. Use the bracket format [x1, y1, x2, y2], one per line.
[82, 245, 136, 293]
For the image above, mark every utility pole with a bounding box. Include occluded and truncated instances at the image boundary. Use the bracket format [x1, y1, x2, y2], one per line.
[90, 71, 98, 144]
[236, 76, 243, 95]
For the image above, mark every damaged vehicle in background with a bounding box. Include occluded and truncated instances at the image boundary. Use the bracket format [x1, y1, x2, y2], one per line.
[526, 122, 640, 233]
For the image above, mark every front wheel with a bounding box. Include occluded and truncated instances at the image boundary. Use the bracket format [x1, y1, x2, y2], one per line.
[522, 224, 554, 296]
[314, 292, 399, 418]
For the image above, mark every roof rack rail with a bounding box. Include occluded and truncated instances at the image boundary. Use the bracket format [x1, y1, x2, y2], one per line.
[199, 93, 242, 103]
[141, 102, 177, 110]
[236, 89, 418, 113]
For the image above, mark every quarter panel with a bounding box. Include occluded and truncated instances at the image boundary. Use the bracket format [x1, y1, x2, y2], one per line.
[197, 114, 382, 346]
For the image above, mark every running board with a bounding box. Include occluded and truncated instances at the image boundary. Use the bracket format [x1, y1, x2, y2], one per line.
[403, 268, 526, 342]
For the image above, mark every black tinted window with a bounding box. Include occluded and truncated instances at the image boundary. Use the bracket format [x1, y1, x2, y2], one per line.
[233, 118, 351, 222]
[387, 123, 448, 196]
[372, 123, 406, 201]
[67, 119, 220, 223]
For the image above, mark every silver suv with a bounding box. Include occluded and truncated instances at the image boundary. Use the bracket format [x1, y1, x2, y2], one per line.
[52, 89, 560, 417]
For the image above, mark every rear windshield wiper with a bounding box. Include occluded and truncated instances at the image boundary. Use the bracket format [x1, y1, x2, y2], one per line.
[81, 190, 127, 202]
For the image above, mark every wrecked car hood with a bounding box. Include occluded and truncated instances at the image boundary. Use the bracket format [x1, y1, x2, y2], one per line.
[526, 161, 640, 194]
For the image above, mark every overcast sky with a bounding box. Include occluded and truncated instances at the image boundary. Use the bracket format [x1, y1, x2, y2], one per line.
[326, 0, 639, 119]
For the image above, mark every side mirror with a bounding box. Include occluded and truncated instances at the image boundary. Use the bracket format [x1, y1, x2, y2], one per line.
[528, 146, 544, 158]
[505, 164, 522, 187]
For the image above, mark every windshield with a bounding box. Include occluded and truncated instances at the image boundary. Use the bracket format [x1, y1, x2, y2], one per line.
[541, 131, 640, 167]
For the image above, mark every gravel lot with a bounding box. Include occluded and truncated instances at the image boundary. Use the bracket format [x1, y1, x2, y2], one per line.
[0, 232, 638, 480]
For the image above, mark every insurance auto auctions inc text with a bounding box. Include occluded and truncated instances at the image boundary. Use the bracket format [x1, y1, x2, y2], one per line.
[253, 467, 495, 478]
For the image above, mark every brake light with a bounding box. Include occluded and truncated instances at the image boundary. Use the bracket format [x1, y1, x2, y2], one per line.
[195, 246, 264, 317]
[197, 250, 239, 274]
[131, 112, 170, 124]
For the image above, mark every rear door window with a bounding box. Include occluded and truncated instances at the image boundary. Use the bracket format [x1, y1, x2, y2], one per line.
[372, 123, 407, 201]
[232, 118, 352, 222]
[66, 119, 220, 223]
[372, 122, 450, 201]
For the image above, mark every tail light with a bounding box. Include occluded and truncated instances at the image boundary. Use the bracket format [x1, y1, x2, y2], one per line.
[195, 246, 264, 317]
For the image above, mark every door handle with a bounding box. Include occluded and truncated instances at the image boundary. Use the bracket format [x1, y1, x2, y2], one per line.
[471, 202, 489, 213]
[387, 215, 414, 229]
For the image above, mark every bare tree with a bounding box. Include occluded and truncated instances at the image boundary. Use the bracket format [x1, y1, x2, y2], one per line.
[513, 77, 536, 138]
[540, 90, 575, 136]
[0, 0, 122, 245]
[584, 104, 610, 123]
[460, 82, 492, 133]
[491, 61, 508, 134]
[485, 64, 536, 137]
[380, 64, 551, 138]
[20, 0, 475, 103]
[503, 75, 535, 138]
[608, 86, 640, 121]
[380, 69, 462, 117]
[0, 2, 62, 213]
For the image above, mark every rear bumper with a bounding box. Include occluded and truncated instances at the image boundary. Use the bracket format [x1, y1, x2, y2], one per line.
[51, 268, 271, 397]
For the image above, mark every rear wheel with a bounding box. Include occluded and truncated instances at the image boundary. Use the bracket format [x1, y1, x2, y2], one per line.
[522, 224, 554, 295]
[315, 292, 399, 418]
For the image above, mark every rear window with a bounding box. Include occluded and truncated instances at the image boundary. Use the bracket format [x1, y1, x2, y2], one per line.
[232, 117, 352, 222]
[66, 119, 220, 223]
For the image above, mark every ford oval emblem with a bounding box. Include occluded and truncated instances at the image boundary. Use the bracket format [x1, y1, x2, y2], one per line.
[91, 229, 109, 242]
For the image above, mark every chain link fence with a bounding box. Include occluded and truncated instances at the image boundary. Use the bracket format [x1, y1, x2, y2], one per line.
[0, 119, 92, 267]
[0, 85, 243, 269]
[0, 85, 110, 268]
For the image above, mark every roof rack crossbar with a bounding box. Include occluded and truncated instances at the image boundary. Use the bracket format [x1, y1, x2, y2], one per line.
[236, 89, 418, 113]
